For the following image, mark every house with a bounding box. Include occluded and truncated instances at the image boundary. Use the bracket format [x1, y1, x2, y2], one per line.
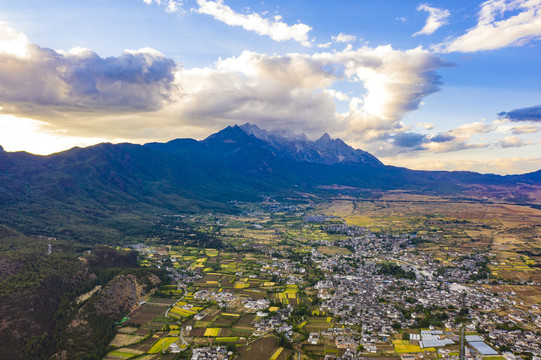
[308, 333, 320, 344]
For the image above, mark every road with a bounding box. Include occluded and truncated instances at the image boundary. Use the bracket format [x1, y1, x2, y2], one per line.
[459, 325, 465, 360]
[180, 326, 189, 346]
[165, 286, 185, 318]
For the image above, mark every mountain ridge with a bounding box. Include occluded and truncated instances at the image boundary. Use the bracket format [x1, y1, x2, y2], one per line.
[0, 123, 539, 242]
[239, 123, 383, 166]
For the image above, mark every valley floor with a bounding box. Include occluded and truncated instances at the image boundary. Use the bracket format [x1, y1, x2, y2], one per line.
[98, 195, 541, 360]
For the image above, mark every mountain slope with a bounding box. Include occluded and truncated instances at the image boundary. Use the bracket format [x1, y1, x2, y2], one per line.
[0, 124, 539, 242]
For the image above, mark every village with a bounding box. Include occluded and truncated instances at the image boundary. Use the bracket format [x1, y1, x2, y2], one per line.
[104, 202, 541, 360]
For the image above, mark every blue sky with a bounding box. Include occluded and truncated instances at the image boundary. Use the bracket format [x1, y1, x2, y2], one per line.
[0, 0, 540, 174]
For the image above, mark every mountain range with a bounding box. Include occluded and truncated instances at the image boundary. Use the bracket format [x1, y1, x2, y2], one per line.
[1, 123, 539, 242]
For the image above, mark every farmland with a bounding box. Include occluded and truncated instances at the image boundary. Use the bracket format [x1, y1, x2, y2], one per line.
[100, 194, 541, 359]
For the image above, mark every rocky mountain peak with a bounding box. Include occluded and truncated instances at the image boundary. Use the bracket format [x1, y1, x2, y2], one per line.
[238, 123, 382, 166]
[316, 133, 332, 144]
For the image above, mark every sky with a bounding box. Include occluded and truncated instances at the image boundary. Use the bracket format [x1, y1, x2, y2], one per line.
[0, 0, 540, 174]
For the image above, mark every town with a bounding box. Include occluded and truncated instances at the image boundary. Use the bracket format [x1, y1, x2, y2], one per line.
[103, 199, 541, 360]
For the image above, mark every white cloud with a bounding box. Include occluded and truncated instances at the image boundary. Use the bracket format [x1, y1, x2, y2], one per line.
[436, 0, 541, 52]
[498, 135, 526, 147]
[171, 46, 449, 147]
[424, 137, 487, 153]
[0, 23, 179, 128]
[143, 0, 184, 13]
[417, 122, 434, 130]
[328, 46, 450, 140]
[332, 33, 357, 43]
[196, 0, 312, 46]
[0, 23, 451, 153]
[0, 22, 30, 58]
[164, 51, 339, 135]
[449, 121, 494, 136]
[317, 42, 332, 49]
[325, 89, 350, 102]
[413, 4, 450, 36]
[511, 124, 541, 133]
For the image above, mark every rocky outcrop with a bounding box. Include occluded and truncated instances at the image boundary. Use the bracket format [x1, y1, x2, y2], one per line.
[93, 272, 160, 317]
[54, 271, 161, 359]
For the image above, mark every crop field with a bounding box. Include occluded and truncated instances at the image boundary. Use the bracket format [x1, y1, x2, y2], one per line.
[205, 249, 219, 257]
[303, 344, 340, 357]
[105, 348, 144, 359]
[317, 246, 351, 255]
[211, 314, 239, 327]
[269, 347, 284, 360]
[216, 336, 238, 343]
[123, 303, 170, 330]
[109, 333, 145, 347]
[204, 327, 221, 337]
[237, 337, 284, 360]
[313, 196, 541, 285]
[236, 314, 256, 325]
[392, 340, 436, 353]
[489, 284, 541, 304]
[303, 317, 336, 332]
[318, 195, 541, 237]
[147, 337, 177, 353]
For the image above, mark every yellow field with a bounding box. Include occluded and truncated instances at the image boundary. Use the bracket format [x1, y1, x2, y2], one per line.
[148, 337, 177, 354]
[276, 292, 296, 299]
[205, 249, 219, 257]
[169, 306, 202, 317]
[284, 285, 298, 294]
[204, 328, 221, 337]
[269, 347, 284, 360]
[222, 313, 240, 317]
[216, 337, 238, 342]
[392, 340, 435, 353]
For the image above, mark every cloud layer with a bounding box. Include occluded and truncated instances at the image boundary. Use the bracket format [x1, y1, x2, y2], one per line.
[0, 20, 451, 149]
[387, 156, 541, 175]
[436, 0, 541, 52]
[1, 18, 538, 169]
[167, 46, 451, 150]
[0, 23, 178, 122]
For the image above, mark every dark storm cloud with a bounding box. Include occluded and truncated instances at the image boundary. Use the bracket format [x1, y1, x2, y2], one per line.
[498, 105, 541, 122]
[392, 132, 428, 149]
